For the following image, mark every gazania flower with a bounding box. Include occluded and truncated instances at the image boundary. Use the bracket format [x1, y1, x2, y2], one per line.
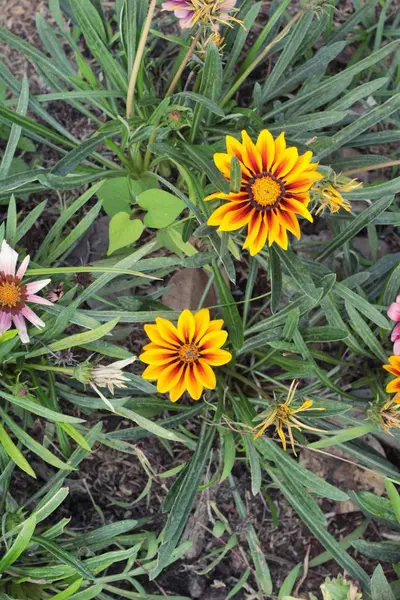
[73, 357, 136, 411]
[383, 356, 400, 394]
[205, 129, 323, 255]
[253, 380, 325, 454]
[369, 394, 400, 434]
[0, 241, 52, 343]
[140, 309, 232, 402]
[313, 174, 361, 215]
[387, 295, 400, 355]
[162, 0, 239, 32]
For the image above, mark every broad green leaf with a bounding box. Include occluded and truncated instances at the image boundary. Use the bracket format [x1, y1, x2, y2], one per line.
[334, 283, 390, 329]
[345, 301, 387, 361]
[138, 189, 185, 229]
[98, 177, 141, 217]
[220, 430, 236, 483]
[352, 539, 400, 562]
[108, 212, 144, 255]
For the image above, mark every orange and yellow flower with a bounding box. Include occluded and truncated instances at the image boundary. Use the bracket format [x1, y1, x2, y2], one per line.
[140, 309, 232, 402]
[383, 355, 400, 393]
[370, 394, 400, 434]
[205, 129, 323, 255]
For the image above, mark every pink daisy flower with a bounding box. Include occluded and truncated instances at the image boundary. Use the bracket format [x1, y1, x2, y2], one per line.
[0, 240, 53, 343]
[162, 0, 238, 30]
[388, 295, 400, 355]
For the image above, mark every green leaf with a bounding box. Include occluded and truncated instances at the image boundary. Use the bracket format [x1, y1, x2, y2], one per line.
[269, 245, 282, 313]
[0, 515, 36, 572]
[190, 43, 222, 142]
[0, 75, 29, 179]
[278, 563, 302, 599]
[0, 422, 36, 478]
[334, 283, 390, 330]
[27, 317, 120, 358]
[58, 423, 91, 451]
[69, 0, 127, 93]
[316, 195, 394, 262]
[316, 93, 400, 159]
[0, 409, 74, 471]
[138, 189, 185, 229]
[107, 212, 144, 255]
[262, 12, 313, 102]
[151, 422, 215, 578]
[371, 565, 395, 600]
[385, 479, 400, 524]
[345, 301, 388, 361]
[98, 177, 141, 217]
[352, 539, 400, 562]
[0, 390, 84, 423]
[308, 423, 376, 450]
[220, 430, 236, 483]
[32, 535, 95, 580]
[212, 264, 244, 350]
[48, 579, 84, 600]
[352, 490, 397, 522]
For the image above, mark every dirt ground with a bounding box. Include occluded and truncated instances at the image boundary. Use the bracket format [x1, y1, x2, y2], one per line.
[1, 0, 399, 598]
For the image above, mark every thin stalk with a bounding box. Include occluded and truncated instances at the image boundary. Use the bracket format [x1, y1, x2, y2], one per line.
[25, 364, 74, 375]
[165, 29, 202, 97]
[126, 0, 157, 118]
[220, 11, 303, 108]
[344, 159, 400, 176]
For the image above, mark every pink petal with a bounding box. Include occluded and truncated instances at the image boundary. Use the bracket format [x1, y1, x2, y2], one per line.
[162, 0, 186, 8]
[21, 305, 45, 329]
[396, 294, 400, 304]
[175, 8, 192, 17]
[16, 255, 30, 280]
[394, 338, 400, 355]
[0, 311, 12, 335]
[25, 279, 51, 295]
[26, 294, 53, 306]
[13, 314, 29, 343]
[0, 240, 19, 276]
[391, 322, 400, 342]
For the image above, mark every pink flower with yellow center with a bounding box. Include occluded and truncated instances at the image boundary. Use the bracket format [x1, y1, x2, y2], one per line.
[162, 0, 238, 30]
[0, 241, 52, 343]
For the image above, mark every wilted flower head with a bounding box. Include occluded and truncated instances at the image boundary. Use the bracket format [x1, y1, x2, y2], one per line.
[253, 380, 325, 454]
[0, 241, 52, 343]
[369, 394, 400, 434]
[162, 0, 240, 32]
[73, 357, 136, 411]
[312, 173, 362, 215]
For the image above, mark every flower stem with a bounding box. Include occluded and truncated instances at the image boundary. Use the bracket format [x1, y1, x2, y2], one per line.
[343, 159, 400, 176]
[165, 29, 201, 97]
[220, 11, 303, 108]
[25, 364, 74, 375]
[126, 0, 157, 119]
